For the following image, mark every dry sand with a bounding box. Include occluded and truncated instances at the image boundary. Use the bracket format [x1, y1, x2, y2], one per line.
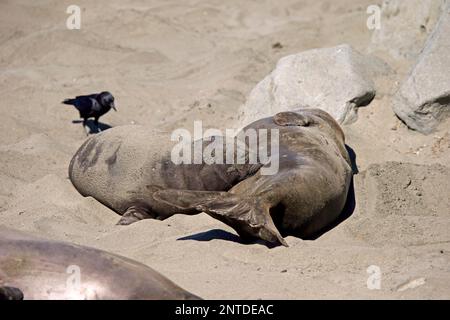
[0, 0, 449, 299]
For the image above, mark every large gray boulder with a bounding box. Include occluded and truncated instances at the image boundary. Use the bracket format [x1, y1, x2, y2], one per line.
[237, 44, 382, 127]
[393, 1, 450, 134]
[368, 0, 445, 62]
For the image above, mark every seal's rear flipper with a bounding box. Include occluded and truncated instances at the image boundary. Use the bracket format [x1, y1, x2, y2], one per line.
[154, 189, 288, 247]
[0, 286, 24, 300]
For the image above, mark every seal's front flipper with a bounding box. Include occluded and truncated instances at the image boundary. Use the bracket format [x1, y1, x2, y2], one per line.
[153, 190, 227, 211]
[0, 286, 24, 300]
[116, 205, 156, 225]
[154, 189, 287, 247]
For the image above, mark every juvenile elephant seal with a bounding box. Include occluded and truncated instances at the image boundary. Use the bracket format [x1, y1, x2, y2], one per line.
[69, 109, 352, 247]
[0, 227, 200, 300]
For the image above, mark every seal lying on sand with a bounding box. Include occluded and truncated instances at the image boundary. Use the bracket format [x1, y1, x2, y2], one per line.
[0, 227, 200, 300]
[69, 126, 260, 225]
[69, 109, 352, 247]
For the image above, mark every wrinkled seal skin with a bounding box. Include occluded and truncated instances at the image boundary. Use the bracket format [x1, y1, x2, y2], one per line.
[155, 108, 353, 246]
[0, 227, 200, 300]
[69, 109, 352, 247]
[69, 126, 259, 225]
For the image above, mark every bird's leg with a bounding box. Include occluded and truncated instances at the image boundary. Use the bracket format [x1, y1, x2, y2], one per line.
[94, 117, 101, 133]
[83, 118, 90, 136]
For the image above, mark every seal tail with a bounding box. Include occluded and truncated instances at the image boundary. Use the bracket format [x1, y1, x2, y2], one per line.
[153, 189, 287, 247]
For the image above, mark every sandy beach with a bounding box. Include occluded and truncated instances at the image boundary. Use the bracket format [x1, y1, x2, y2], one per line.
[0, 0, 449, 299]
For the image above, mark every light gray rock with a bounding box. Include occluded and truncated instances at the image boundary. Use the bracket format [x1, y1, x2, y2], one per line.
[368, 0, 445, 62]
[237, 44, 383, 127]
[393, 1, 450, 134]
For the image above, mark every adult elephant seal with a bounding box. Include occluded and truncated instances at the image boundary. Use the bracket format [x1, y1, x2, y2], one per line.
[69, 109, 353, 247]
[0, 227, 200, 300]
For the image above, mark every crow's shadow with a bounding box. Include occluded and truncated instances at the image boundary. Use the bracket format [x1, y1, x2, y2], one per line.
[72, 120, 112, 134]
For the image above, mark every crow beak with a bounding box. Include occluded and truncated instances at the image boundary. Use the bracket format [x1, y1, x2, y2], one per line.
[111, 103, 117, 111]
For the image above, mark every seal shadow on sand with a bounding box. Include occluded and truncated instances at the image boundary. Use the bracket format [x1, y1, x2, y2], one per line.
[72, 119, 112, 134]
[178, 229, 282, 249]
[178, 144, 359, 246]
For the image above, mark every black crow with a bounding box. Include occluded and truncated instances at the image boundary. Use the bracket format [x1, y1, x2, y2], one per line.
[62, 91, 116, 135]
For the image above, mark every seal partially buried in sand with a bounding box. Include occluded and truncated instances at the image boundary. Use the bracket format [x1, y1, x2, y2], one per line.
[69, 108, 353, 247]
[0, 227, 200, 300]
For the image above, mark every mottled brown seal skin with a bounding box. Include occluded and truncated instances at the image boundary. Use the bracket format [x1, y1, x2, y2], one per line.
[69, 126, 259, 225]
[154, 109, 353, 247]
[69, 109, 352, 247]
[0, 227, 201, 300]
